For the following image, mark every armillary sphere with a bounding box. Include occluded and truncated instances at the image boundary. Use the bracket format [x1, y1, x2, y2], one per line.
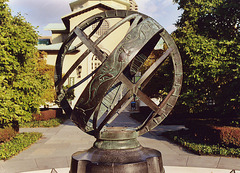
[55, 10, 183, 139]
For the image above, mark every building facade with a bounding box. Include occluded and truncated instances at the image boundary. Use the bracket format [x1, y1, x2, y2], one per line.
[37, 0, 138, 106]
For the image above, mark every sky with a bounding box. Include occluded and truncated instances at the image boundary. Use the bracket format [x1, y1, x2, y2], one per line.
[7, 0, 182, 36]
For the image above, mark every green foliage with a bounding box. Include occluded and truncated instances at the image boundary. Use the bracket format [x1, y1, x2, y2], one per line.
[140, 47, 173, 99]
[63, 85, 75, 101]
[186, 118, 240, 127]
[0, 132, 42, 160]
[0, 1, 53, 127]
[37, 51, 56, 103]
[19, 118, 63, 128]
[173, 0, 240, 115]
[164, 129, 240, 157]
[230, 120, 240, 127]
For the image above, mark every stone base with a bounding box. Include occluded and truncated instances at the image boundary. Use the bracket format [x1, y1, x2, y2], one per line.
[70, 146, 164, 173]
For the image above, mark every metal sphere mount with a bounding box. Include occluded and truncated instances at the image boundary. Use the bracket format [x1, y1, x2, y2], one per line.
[55, 10, 183, 173]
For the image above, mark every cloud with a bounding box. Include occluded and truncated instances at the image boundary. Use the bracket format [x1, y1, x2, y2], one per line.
[8, 0, 72, 35]
[136, 0, 158, 16]
[161, 0, 173, 8]
[136, 0, 178, 19]
[136, 0, 181, 33]
[8, 0, 182, 35]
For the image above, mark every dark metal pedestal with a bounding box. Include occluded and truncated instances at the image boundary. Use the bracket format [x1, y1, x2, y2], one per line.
[70, 146, 164, 173]
[70, 128, 165, 173]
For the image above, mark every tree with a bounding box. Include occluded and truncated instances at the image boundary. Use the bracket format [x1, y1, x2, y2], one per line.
[0, 0, 53, 128]
[37, 51, 56, 104]
[140, 45, 173, 99]
[172, 0, 240, 115]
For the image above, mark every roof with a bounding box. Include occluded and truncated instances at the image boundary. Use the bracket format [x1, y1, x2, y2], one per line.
[44, 23, 67, 32]
[37, 43, 63, 51]
[69, 0, 130, 11]
[43, 1, 133, 35]
[37, 43, 80, 53]
[62, 3, 115, 31]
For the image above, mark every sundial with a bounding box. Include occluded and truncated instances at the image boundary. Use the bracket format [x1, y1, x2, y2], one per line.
[55, 10, 183, 173]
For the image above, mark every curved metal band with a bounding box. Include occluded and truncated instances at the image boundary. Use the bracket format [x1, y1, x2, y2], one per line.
[55, 10, 183, 137]
[71, 17, 163, 133]
[137, 30, 183, 135]
[55, 11, 147, 116]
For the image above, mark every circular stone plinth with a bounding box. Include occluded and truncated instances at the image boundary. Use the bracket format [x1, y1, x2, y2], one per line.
[21, 167, 240, 173]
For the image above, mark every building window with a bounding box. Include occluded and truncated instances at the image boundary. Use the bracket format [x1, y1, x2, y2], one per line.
[38, 39, 51, 45]
[92, 20, 109, 36]
[76, 65, 82, 78]
[129, 0, 138, 11]
[69, 77, 75, 86]
[91, 56, 101, 71]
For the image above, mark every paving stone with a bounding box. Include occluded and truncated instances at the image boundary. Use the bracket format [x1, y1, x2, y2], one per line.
[0, 161, 5, 173]
[1, 159, 38, 173]
[35, 157, 68, 169]
[162, 155, 188, 166]
[187, 156, 220, 168]
[30, 148, 56, 157]
[218, 157, 240, 170]
[66, 156, 71, 167]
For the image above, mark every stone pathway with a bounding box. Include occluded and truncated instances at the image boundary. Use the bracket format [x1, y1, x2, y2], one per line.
[0, 111, 240, 173]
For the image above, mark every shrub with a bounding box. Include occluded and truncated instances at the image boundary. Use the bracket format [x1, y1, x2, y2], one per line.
[33, 110, 56, 121]
[0, 132, 42, 160]
[20, 118, 63, 128]
[32, 108, 63, 121]
[185, 121, 240, 147]
[163, 129, 240, 158]
[186, 118, 240, 127]
[0, 127, 17, 143]
[215, 126, 240, 147]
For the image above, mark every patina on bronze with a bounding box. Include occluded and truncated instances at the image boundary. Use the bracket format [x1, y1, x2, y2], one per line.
[55, 10, 183, 173]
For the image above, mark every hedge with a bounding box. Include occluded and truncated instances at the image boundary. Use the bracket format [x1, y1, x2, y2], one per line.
[185, 122, 240, 148]
[0, 127, 17, 143]
[20, 118, 63, 128]
[163, 129, 240, 158]
[33, 108, 62, 121]
[215, 126, 240, 147]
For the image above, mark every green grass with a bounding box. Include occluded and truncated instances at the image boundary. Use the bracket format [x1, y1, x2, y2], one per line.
[0, 132, 42, 160]
[20, 118, 64, 128]
[163, 129, 240, 158]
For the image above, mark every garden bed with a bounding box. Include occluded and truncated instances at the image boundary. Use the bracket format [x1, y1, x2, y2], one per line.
[0, 132, 42, 160]
[185, 120, 240, 148]
[20, 118, 64, 128]
[163, 129, 240, 158]
[20, 108, 67, 128]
